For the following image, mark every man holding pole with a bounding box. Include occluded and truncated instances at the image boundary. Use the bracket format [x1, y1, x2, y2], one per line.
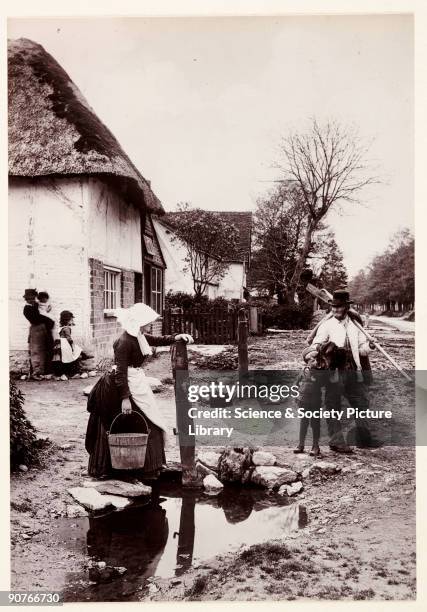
[307, 289, 382, 449]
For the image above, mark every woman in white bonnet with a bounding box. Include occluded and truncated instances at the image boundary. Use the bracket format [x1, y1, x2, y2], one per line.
[85, 303, 192, 480]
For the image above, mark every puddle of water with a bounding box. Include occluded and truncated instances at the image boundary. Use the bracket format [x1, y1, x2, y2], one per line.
[59, 484, 307, 602]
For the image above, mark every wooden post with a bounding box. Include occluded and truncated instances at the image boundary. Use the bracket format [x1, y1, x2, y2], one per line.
[172, 340, 202, 487]
[238, 308, 249, 373]
[249, 306, 258, 334]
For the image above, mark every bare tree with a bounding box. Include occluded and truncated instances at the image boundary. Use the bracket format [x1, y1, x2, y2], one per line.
[276, 118, 377, 304]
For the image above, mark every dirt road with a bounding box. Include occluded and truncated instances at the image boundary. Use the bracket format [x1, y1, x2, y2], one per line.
[10, 320, 416, 600]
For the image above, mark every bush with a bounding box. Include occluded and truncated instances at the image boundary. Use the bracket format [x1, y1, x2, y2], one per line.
[165, 291, 236, 311]
[10, 380, 50, 472]
[261, 303, 313, 330]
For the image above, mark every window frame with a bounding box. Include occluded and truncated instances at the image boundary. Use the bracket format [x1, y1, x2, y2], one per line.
[103, 266, 121, 314]
[150, 266, 163, 314]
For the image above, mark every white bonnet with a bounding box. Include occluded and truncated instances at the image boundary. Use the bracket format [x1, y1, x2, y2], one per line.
[114, 303, 160, 337]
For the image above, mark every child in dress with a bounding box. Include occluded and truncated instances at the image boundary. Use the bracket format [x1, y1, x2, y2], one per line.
[52, 310, 83, 379]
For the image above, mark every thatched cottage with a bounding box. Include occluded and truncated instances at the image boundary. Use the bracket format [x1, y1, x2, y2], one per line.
[8, 38, 166, 370]
[153, 211, 252, 300]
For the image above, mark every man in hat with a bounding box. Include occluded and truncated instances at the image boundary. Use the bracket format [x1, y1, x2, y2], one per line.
[23, 288, 55, 379]
[307, 288, 381, 448]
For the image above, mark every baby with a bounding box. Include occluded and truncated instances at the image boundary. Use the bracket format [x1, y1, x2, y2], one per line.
[37, 291, 55, 321]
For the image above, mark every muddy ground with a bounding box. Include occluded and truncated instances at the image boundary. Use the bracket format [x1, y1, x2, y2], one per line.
[10, 319, 416, 601]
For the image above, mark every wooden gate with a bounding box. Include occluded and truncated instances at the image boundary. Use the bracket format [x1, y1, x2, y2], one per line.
[163, 307, 238, 344]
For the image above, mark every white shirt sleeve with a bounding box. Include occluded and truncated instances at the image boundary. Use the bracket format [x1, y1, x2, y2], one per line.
[311, 320, 330, 346]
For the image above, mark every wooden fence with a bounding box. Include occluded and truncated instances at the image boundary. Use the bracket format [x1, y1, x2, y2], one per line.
[163, 307, 239, 344]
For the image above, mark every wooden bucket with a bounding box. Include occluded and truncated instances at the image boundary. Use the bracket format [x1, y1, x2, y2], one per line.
[107, 411, 150, 470]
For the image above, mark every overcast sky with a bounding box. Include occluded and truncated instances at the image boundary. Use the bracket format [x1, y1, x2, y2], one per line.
[8, 15, 413, 276]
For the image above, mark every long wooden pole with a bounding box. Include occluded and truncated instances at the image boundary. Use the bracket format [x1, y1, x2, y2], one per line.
[351, 319, 413, 382]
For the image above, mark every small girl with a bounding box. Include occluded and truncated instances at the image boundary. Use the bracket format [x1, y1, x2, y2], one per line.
[294, 346, 323, 457]
[52, 310, 83, 379]
[294, 342, 347, 457]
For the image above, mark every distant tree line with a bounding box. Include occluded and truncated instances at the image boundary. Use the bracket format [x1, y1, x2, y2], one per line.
[349, 229, 414, 312]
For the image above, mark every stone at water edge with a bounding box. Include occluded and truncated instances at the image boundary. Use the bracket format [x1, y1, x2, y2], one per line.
[91, 479, 152, 498]
[197, 450, 222, 471]
[100, 494, 132, 509]
[218, 447, 252, 483]
[18, 464, 28, 472]
[251, 466, 298, 489]
[68, 487, 113, 512]
[252, 451, 277, 466]
[279, 481, 303, 497]
[195, 461, 217, 479]
[203, 474, 224, 495]
[88, 371, 97, 377]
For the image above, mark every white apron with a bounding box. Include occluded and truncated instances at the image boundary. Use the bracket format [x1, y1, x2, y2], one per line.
[60, 338, 82, 363]
[127, 367, 168, 443]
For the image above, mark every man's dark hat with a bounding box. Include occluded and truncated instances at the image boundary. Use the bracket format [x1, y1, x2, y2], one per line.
[329, 289, 353, 307]
[23, 288, 37, 300]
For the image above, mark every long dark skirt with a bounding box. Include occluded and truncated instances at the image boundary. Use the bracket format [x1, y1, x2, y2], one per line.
[29, 323, 51, 375]
[85, 371, 166, 479]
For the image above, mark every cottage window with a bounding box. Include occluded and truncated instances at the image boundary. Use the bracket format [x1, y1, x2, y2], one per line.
[104, 267, 121, 310]
[151, 267, 163, 313]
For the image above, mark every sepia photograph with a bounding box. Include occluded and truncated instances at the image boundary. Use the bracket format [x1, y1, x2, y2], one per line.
[7, 13, 415, 603]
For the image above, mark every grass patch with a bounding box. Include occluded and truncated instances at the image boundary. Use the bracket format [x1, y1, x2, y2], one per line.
[354, 588, 376, 600]
[239, 542, 292, 565]
[184, 575, 209, 600]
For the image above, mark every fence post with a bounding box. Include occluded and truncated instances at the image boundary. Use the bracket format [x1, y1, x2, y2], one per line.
[172, 340, 202, 487]
[238, 308, 249, 373]
[249, 306, 258, 334]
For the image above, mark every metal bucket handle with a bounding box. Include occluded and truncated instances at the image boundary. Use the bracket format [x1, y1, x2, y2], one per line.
[108, 410, 151, 436]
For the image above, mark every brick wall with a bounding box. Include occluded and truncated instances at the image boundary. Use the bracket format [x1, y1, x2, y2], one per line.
[89, 258, 136, 359]
[149, 319, 164, 336]
[121, 269, 135, 308]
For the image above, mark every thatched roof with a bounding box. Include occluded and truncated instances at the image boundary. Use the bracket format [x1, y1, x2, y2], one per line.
[8, 38, 163, 214]
[160, 210, 252, 263]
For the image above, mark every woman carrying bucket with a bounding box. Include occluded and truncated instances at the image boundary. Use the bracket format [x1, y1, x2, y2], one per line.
[85, 303, 193, 480]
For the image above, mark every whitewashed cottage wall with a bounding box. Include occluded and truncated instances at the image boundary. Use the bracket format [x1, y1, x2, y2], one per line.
[9, 176, 144, 369]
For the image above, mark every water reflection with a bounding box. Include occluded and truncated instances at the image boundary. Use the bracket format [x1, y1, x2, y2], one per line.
[62, 485, 307, 602]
